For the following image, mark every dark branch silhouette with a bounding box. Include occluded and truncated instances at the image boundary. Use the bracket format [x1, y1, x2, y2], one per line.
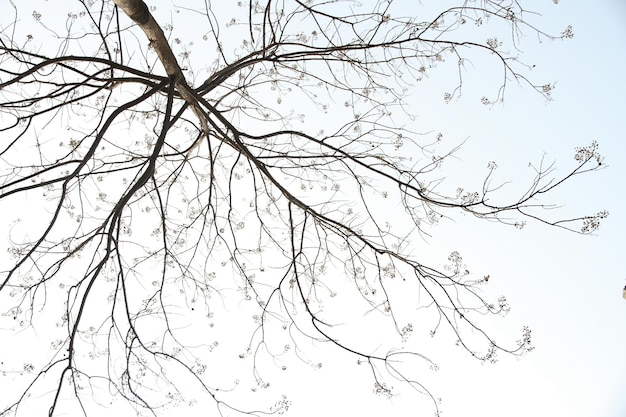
[0, 1, 604, 416]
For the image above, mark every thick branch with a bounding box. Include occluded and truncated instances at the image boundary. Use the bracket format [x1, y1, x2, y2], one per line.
[113, 0, 189, 100]
[113, 0, 210, 152]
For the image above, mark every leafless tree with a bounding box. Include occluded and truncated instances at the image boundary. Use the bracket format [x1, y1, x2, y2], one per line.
[0, 1, 605, 416]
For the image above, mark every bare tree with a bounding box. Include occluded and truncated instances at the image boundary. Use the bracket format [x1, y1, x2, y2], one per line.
[0, 1, 605, 416]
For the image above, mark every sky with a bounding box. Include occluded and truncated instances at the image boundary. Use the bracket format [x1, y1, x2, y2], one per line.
[1, 1, 625, 417]
[285, 1, 626, 414]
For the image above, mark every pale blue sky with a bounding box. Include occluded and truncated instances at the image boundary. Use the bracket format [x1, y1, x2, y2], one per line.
[1, 1, 624, 417]
[284, 1, 626, 416]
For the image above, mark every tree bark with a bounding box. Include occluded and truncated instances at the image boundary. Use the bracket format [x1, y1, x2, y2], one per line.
[113, 0, 210, 149]
[113, 0, 189, 97]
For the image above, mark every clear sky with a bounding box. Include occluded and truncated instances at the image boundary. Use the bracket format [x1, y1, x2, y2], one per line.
[268, 1, 626, 416]
[0, 1, 625, 417]
[295, 1, 626, 416]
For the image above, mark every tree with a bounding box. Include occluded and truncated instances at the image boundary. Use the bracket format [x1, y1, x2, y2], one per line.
[0, 1, 606, 416]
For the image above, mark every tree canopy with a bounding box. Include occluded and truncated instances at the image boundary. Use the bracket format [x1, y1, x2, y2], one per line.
[0, 1, 605, 416]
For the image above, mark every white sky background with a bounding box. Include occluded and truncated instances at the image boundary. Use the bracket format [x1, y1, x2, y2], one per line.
[0, 1, 625, 417]
[286, 1, 626, 416]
